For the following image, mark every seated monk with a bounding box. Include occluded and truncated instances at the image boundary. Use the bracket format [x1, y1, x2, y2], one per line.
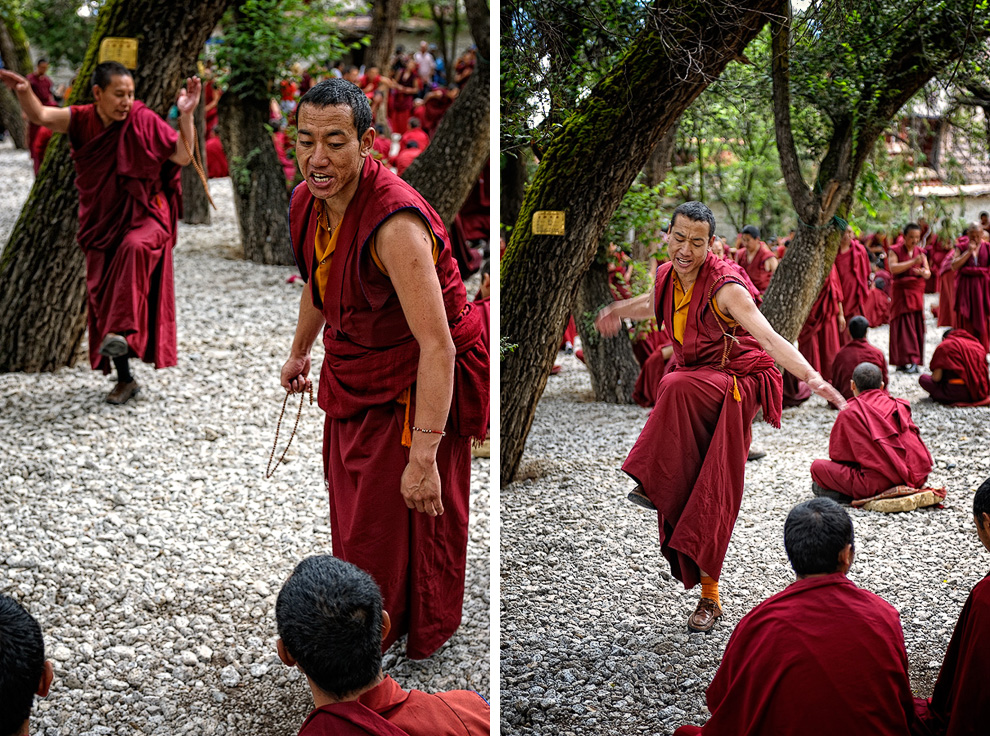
[673, 498, 917, 736]
[811, 363, 933, 503]
[277, 555, 489, 736]
[920, 328, 990, 405]
[914, 476, 990, 736]
[829, 315, 888, 406]
[0, 594, 55, 736]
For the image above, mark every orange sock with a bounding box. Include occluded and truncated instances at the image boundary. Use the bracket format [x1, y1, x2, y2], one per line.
[700, 575, 720, 608]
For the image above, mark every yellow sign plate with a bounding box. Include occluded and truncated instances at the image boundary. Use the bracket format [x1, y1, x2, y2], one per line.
[532, 210, 565, 235]
[98, 37, 139, 69]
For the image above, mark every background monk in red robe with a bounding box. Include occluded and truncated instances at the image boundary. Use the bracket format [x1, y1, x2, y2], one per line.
[834, 224, 871, 345]
[733, 224, 777, 295]
[920, 328, 990, 405]
[595, 202, 845, 633]
[914, 476, 990, 736]
[673, 498, 918, 736]
[1, 62, 201, 404]
[811, 362, 933, 503]
[798, 264, 845, 384]
[949, 222, 990, 352]
[277, 556, 490, 736]
[829, 315, 888, 405]
[280, 80, 488, 659]
[889, 223, 931, 373]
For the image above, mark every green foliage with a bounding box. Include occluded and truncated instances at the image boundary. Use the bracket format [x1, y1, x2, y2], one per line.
[600, 181, 666, 261]
[499, 337, 518, 361]
[20, 0, 101, 67]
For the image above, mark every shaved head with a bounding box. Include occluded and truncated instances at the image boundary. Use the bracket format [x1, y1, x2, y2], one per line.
[852, 362, 883, 392]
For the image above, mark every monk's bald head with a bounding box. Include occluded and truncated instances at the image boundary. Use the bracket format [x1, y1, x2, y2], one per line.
[852, 362, 883, 393]
[784, 498, 854, 577]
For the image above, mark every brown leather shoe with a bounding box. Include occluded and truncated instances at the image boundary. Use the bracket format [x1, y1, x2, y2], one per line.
[106, 380, 140, 405]
[687, 597, 722, 633]
[627, 484, 656, 510]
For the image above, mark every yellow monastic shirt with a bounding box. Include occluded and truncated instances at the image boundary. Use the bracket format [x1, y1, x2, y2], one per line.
[671, 275, 737, 344]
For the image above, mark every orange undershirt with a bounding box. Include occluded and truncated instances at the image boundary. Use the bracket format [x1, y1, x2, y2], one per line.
[671, 276, 737, 344]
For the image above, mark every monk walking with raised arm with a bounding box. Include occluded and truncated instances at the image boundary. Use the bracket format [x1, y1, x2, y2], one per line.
[888, 223, 931, 373]
[596, 202, 845, 632]
[280, 80, 488, 659]
[0, 61, 201, 404]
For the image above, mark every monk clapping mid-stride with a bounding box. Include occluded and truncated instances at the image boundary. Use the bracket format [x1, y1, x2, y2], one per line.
[0, 62, 201, 405]
[596, 201, 846, 633]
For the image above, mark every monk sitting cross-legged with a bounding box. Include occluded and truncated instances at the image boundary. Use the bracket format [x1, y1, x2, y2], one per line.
[276, 555, 490, 736]
[920, 328, 990, 405]
[829, 315, 888, 406]
[673, 498, 918, 736]
[595, 201, 846, 633]
[811, 362, 933, 504]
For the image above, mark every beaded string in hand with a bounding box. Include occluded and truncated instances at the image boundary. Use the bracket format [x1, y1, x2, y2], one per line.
[265, 385, 314, 479]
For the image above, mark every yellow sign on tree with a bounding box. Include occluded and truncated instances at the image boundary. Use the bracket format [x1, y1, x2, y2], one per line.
[98, 37, 139, 69]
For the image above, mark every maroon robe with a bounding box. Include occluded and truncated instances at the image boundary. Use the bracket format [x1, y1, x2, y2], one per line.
[289, 156, 489, 659]
[830, 338, 889, 402]
[674, 574, 917, 736]
[358, 675, 490, 736]
[938, 245, 960, 327]
[68, 102, 180, 373]
[399, 128, 430, 151]
[810, 389, 933, 500]
[623, 253, 783, 588]
[299, 703, 408, 736]
[914, 574, 990, 736]
[889, 243, 928, 366]
[927, 236, 952, 294]
[734, 242, 775, 294]
[449, 163, 489, 277]
[952, 238, 990, 352]
[27, 71, 56, 174]
[781, 370, 812, 408]
[632, 327, 675, 408]
[834, 241, 871, 345]
[797, 266, 844, 383]
[925, 329, 990, 403]
[865, 273, 892, 327]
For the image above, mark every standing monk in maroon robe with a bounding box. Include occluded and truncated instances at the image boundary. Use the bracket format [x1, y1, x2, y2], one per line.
[950, 223, 990, 353]
[596, 202, 845, 632]
[889, 223, 931, 373]
[674, 498, 918, 736]
[733, 224, 778, 295]
[811, 363, 932, 503]
[798, 264, 846, 384]
[914, 476, 990, 736]
[834, 225, 871, 345]
[830, 315, 888, 404]
[25, 58, 56, 174]
[920, 328, 990, 405]
[280, 80, 488, 659]
[1, 62, 201, 404]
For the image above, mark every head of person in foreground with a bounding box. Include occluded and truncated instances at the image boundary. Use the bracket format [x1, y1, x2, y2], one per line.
[784, 498, 855, 579]
[667, 201, 717, 277]
[0, 595, 53, 736]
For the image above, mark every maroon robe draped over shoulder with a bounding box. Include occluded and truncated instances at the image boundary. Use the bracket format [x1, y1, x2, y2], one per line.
[914, 574, 990, 736]
[69, 101, 180, 373]
[835, 241, 871, 345]
[810, 389, 932, 500]
[734, 242, 775, 294]
[299, 703, 409, 736]
[289, 156, 489, 659]
[357, 675, 490, 736]
[623, 253, 783, 588]
[674, 574, 917, 736]
[952, 238, 990, 351]
[829, 338, 888, 402]
[927, 329, 990, 402]
[890, 243, 928, 366]
[798, 266, 844, 383]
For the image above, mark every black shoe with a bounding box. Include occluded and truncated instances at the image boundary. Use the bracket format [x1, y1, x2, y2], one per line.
[747, 448, 767, 461]
[627, 485, 656, 510]
[906, 363, 921, 374]
[811, 481, 853, 506]
[895, 365, 909, 373]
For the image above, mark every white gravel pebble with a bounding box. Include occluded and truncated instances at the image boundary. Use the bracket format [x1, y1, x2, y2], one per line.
[0, 143, 489, 735]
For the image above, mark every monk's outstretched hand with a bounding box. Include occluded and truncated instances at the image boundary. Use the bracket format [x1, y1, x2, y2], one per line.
[280, 355, 312, 394]
[0, 69, 29, 93]
[176, 76, 202, 115]
[808, 375, 847, 410]
[400, 458, 444, 516]
[595, 304, 622, 337]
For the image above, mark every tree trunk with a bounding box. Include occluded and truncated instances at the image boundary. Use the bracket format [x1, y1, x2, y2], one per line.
[430, 4, 448, 78]
[575, 260, 639, 403]
[402, 0, 489, 226]
[500, 0, 779, 485]
[500, 149, 528, 242]
[449, 0, 460, 72]
[364, 0, 402, 71]
[0, 6, 32, 150]
[0, 88, 26, 150]
[217, 92, 293, 265]
[0, 0, 233, 373]
[181, 89, 211, 225]
[633, 120, 679, 260]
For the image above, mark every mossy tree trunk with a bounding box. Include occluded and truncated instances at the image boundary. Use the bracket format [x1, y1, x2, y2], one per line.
[181, 88, 211, 225]
[0, 0, 233, 372]
[500, 0, 780, 484]
[401, 0, 488, 226]
[0, 3, 32, 150]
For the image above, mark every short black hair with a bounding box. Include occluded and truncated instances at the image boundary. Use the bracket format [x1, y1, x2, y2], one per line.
[91, 61, 131, 90]
[297, 79, 373, 138]
[408, 117, 421, 129]
[276, 556, 383, 699]
[904, 222, 922, 234]
[943, 328, 955, 341]
[981, 211, 988, 218]
[741, 224, 761, 239]
[852, 361, 883, 391]
[670, 201, 716, 240]
[37, 58, 47, 66]
[406, 140, 419, 149]
[0, 595, 45, 736]
[848, 315, 869, 340]
[975, 477, 990, 525]
[784, 498, 855, 576]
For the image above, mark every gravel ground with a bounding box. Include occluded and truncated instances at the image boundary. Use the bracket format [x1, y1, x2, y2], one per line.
[0, 143, 490, 735]
[501, 288, 990, 734]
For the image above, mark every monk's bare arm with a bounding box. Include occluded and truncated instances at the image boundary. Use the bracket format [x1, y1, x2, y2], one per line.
[280, 284, 324, 394]
[594, 290, 655, 337]
[168, 76, 201, 166]
[377, 211, 455, 517]
[0, 69, 69, 133]
[766, 255, 779, 273]
[888, 249, 922, 275]
[718, 283, 847, 409]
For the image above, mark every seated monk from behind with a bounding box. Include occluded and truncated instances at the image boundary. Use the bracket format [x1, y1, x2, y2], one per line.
[914, 475, 990, 735]
[673, 498, 917, 736]
[920, 328, 990, 405]
[0, 594, 55, 736]
[811, 362, 932, 504]
[829, 315, 888, 406]
[276, 555, 489, 736]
